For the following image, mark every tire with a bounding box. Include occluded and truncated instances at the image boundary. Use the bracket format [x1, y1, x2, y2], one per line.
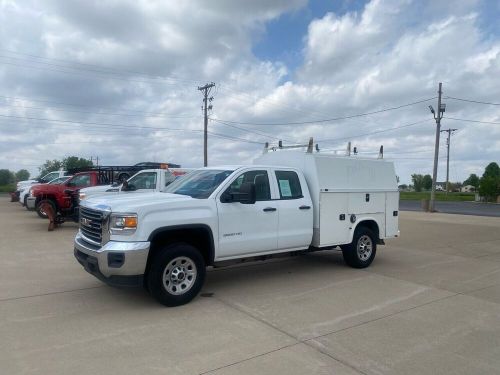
[147, 243, 206, 307]
[36, 199, 55, 219]
[342, 226, 377, 268]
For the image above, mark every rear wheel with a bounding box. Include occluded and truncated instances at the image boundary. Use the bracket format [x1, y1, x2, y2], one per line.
[342, 227, 377, 268]
[147, 243, 205, 307]
[36, 199, 56, 219]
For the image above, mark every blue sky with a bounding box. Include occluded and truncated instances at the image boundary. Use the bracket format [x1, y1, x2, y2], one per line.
[253, 0, 500, 76]
[253, 0, 369, 73]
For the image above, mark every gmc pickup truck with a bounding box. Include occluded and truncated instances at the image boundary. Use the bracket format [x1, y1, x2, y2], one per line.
[74, 150, 399, 307]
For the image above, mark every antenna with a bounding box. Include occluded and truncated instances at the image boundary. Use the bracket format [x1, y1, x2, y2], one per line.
[378, 145, 384, 159]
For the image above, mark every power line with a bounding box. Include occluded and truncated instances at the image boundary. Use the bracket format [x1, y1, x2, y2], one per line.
[212, 119, 293, 143]
[0, 51, 202, 85]
[0, 102, 199, 120]
[209, 97, 436, 126]
[444, 116, 500, 125]
[316, 118, 432, 143]
[445, 96, 500, 106]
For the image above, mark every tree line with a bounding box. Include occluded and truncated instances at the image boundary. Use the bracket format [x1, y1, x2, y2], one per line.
[405, 162, 499, 202]
[0, 156, 93, 186]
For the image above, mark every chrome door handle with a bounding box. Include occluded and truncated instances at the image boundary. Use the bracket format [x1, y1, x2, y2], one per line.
[263, 207, 277, 212]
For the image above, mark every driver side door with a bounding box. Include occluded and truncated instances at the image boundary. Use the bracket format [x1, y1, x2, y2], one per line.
[216, 169, 278, 260]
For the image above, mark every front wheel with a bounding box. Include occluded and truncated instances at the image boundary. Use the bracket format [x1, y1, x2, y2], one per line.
[147, 243, 206, 307]
[342, 227, 377, 268]
[36, 199, 55, 219]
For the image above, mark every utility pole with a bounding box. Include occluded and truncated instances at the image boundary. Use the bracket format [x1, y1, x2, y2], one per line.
[198, 82, 215, 167]
[440, 128, 458, 195]
[428, 82, 446, 212]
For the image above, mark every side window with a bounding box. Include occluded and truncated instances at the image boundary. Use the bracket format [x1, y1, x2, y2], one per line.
[128, 172, 157, 189]
[72, 174, 91, 187]
[275, 171, 303, 200]
[224, 170, 271, 201]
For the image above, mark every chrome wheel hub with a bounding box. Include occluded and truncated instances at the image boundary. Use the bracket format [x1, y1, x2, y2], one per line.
[357, 235, 373, 261]
[162, 256, 197, 295]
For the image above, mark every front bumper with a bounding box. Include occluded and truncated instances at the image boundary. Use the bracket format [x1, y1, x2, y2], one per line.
[74, 232, 150, 287]
[26, 197, 36, 210]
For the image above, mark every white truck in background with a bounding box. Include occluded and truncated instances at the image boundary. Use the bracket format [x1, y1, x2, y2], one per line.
[78, 168, 191, 201]
[74, 149, 399, 307]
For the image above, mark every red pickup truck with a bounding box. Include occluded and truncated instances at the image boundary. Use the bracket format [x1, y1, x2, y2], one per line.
[28, 171, 108, 219]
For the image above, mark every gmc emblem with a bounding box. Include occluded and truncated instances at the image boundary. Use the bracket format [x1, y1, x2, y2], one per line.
[81, 217, 92, 227]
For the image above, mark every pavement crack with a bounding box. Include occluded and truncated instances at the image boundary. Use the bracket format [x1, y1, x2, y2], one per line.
[0, 285, 105, 302]
[198, 343, 300, 374]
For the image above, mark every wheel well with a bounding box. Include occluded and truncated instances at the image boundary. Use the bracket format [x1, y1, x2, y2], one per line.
[355, 220, 380, 241]
[36, 195, 58, 209]
[147, 226, 214, 271]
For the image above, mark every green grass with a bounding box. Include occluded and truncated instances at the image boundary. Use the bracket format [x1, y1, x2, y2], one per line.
[0, 184, 15, 193]
[400, 191, 475, 201]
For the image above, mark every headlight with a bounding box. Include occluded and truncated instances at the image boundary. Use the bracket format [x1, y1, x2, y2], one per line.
[79, 192, 86, 201]
[29, 190, 34, 197]
[110, 213, 138, 235]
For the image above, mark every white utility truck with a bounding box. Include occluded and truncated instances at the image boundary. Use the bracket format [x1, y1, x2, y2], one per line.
[78, 168, 191, 201]
[74, 149, 399, 306]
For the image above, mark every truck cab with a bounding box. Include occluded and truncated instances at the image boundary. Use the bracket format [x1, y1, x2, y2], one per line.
[78, 168, 191, 201]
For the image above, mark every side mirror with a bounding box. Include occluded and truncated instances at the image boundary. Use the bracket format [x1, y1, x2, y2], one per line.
[233, 182, 256, 204]
[64, 189, 74, 196]
[66, 181, 75, 187]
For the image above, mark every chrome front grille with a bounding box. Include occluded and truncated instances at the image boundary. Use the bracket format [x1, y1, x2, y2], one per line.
[80, 207, 105, 245]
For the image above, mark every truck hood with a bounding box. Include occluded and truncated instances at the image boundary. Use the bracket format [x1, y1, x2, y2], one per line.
[82, 192, 193, 213]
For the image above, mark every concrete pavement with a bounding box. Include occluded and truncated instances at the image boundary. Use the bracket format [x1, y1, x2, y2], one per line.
[1, 197, 500, 374]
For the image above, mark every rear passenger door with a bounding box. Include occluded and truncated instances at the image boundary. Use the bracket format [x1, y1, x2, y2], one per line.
[273, 169, 313, 250]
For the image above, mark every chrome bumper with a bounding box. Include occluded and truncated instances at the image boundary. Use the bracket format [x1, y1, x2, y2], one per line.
[74, 232, 150, 279]
[26, 197, 36, 210]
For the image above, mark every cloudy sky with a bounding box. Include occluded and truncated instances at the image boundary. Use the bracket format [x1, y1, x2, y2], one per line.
[0, 0, 499, 184]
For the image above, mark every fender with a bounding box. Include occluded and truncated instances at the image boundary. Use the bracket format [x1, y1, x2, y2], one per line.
[147, 224, 215, 265]
[349, 217, 382, 244]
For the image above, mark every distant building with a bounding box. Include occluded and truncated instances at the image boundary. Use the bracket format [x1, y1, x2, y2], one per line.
[461, 185, 476, 193]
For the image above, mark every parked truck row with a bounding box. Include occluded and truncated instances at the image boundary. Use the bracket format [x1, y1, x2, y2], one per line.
[9, 148, 400, 307]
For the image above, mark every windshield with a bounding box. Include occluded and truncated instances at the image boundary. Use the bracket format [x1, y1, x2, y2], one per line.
[48, 177, 69, 185]
[165, 169, 233, 199]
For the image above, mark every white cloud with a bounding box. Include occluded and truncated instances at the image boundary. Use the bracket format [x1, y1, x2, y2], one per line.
[0, 0, 498, 185]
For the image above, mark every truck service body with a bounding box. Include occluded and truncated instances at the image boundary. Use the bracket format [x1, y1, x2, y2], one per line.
[74, 151, 399, 306]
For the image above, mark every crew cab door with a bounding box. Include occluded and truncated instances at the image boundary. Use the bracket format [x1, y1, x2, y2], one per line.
[216, 169, 278, 259]
[273, 169, 313, 249]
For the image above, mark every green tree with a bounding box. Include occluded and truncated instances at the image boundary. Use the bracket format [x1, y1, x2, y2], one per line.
[63, 156, 93, 171]
[463, 173, 480, 188]
[479, 162, 500, 202]
[411, 174, 424, 192]
[15, 169, 30, 181]
[0, 169, 14, 185]
[423, 174, 432, 190]
[39, 159, 64, 177]
[39, 156, 93, 176]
